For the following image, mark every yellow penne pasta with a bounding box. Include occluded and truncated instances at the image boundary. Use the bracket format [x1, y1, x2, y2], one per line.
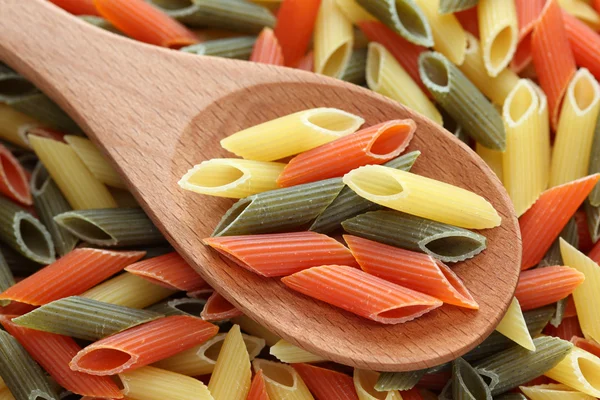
[232, 315, 281, 346]
[343, 165, 501, 229]
[119, 366, 214, 400]
[459, 33, 519, 105]
[353, 369, 402, 400]
[154, 332, 265, 376]
[314, 0, 354, 77]
[520, 383, 596, 400]
[495, 297, 535, 351]
[531, 80, 551, 194]
[560, 239, 600, 343]
[414, 0, 466, 65]
[544, 346, 600, 398]
[476, 143, 504, 183]
[477, 0, 518, 77]
[64, 135, 126, 189]
[502, 79, 544, 216]
[550, 68, 600, 187]
[559, 0, 600, 30]
[252, 359, 314, 400]
[0, 103, 39, 148]
[366, 43, 442, 125]
[270, 339, 327, 364]
[220, 108, 364, 161]
[28, 135, 117, 210]
[208, 325, 251, 400]
[82, 272, 175, 309]
[335, 0, 376, 24]
[178, 159, 285, 199]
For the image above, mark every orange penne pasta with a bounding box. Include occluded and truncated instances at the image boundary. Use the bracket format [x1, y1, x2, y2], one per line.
[0, 143, 32, 205]
[281, 265, 443, 324]
[277, 120, 415, 187]
[0, 248, 144, 305]
[520, 175, 600, 270]
[296, 51, 314, 71]
[344, 235, 478, 309]
[48, 0, 99, 15]
[247, 370, 270, 400]
[531, 0, 577, 130]
[563, 295, 578, 318]
[0, 301, 37, 316]
[70, 316, 218, 375]
[358, 21, 427, 93]
[250, 27, 285, 66]
[93, 0, 197, 48]
[204, 232, 358, 277]
[575, 209, 594, 253]
[274, 0, 321, 67]
[596, 0, 600, 14]
[545, 315, 583, 340]
[571, 336, 600, 357]
[515, 266, 585, 311]
[201, 291, 243, 321]
[511, 0, 545, 72]
[0, 315, 122, 398]
[292, 363, 358, 400]
[563, 11, 600, 81]
[124, 252, 208, 292]
[455, 7, 480, 37]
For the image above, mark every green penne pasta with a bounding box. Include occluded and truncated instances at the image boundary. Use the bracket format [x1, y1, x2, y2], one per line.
[53, 208, 165, 247]
[585, 200, 600, 243]
[79, 15, 121, 34]
[310, 151, 420, 234]
[439, 0, 479, 14]
[148, 0, 275, 33]
[6, 91, 79, 133]
[375, 369, 426, 391]
[474, 336, 573, 396]
[0, 195, 55, 265]
[419, 51, 506, 150]
[181, 37, 257, 60]
[356, 0, 433, 46]
[442, 110, 470, 145]
[148, 297, 207, 317]
[0, 63, 37, 102]
[12, 296, 163, 341]
[0, 330, 59, 400]
[0, 250, 15, 306]
[30, 163, 78, 256]
[213, 178, 345, 236]
[0, 243, 43, 276]
[587, 113, 600, 206]
[340, 48, 368, 85]
[341, 210, 486, 262]
[452, 358, 492, 400]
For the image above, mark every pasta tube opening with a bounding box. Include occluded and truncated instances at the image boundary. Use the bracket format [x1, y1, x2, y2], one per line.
[377, 304, 436, 319]
[321, 42, 353, 79]
[169, 298, 206, 315]
[368, 124, 414, 157]
[505, 82, 536, 125]
[488, 27, 515, 73]
[420, 233, 486, 260]
[571, 69, 600, 114]
[212, 198, 252, 235]
[365, 42, 384, 90]
[420, 53, 449, 91]
[305, 109, 362, 133]
[54, 213, 114, 244]
[74, 348, 134, 373]
[184, 162, 245, 189]
[344, 167, 404, 197]
[579, 358, 600, 390]
[14, 212, 54, 264]
[1, 146, 31, 204]
[150, 0, 193, 9]
[254, 359, 296, 388]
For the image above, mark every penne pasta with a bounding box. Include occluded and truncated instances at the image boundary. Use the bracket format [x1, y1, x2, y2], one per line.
[546, 315, 584, 340]
[532, 0, 577, 130]
[571, 336, 600, 358]
[336, 0, 376, 24]
[12, 296, 162, 341]
[531, 81, 551, 194]
[208, 325, 251, 400]
[270, 340, 326, 364]
[559, 0, 600, 30]
[477, 0, 518, 76]
[282, 265, 442, 324]
[279, 120, 415, 187]
[341, 48, 368, 85]
[512, 0, 545, 73]
[296, 51, 315, 72]
[450, 358, 492, 400]
[253, 359, 315, 400]
[250, 27, 284, 65]
[48, 0, 99, 15]
[520, 383, 596, 400]
[366, 45, 441, 124]
[544, 346, 600, 397]
[154, 332, 265, 376]
[182, 36, 257, 59]
[82, 272, 176, 309]
[455, 6, 480, 37]
[495, 297, 535, 351]
[0, 103, 40, 148]
[118, 366, 213, 400]
[221, 108, 364, 161]
[0, 248, 143, 305]
[520, 174, 600, 270]
[585, 201, 600, 242]
[343, 165, 501, 229]
[476, 143, 504, 183]
[563, 11, 600, 84]
[29, 135, 117, 210]
[0, 143, 31, 205]
[0, 251, 14, 307]
[204, 232, 358, 277]
[588, 108, 600, 207]
[54, 208, 164, 247]
[5, 91, 79, 133]
[201, 291, 243, 321]
[354, 369, 402, 400]
[439, 0, 479, 14]
[345, 235, 478, 309]
[419, 51, 506, 150]
[356, 0, 433, 47]
[314, 0, 354, 77]
[274, 0, 321, 67]
[124, 252, 207, 292]
[232, 314, 280, 346]
[515, 265, 585, 311]
[247, 370, 269, 400]
[376, 370, 427, 392]
[64, 135, 125, 189]
[148, 297, 206, 317]
[293, 363, 358, 400]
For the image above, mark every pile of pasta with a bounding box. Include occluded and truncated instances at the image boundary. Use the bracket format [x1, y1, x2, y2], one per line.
[0, 0, 600, 399]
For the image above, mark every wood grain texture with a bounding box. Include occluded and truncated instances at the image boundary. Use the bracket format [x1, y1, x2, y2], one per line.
[0, 0, 521, 371]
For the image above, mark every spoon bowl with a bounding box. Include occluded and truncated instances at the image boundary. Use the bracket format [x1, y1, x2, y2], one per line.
[0, 0, 521, 371]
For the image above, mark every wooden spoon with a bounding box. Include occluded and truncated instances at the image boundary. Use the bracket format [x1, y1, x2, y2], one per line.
[0, 0, 520, 371]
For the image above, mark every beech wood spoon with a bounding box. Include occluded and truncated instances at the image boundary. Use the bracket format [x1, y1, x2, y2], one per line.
[0, 0, 521, 371]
